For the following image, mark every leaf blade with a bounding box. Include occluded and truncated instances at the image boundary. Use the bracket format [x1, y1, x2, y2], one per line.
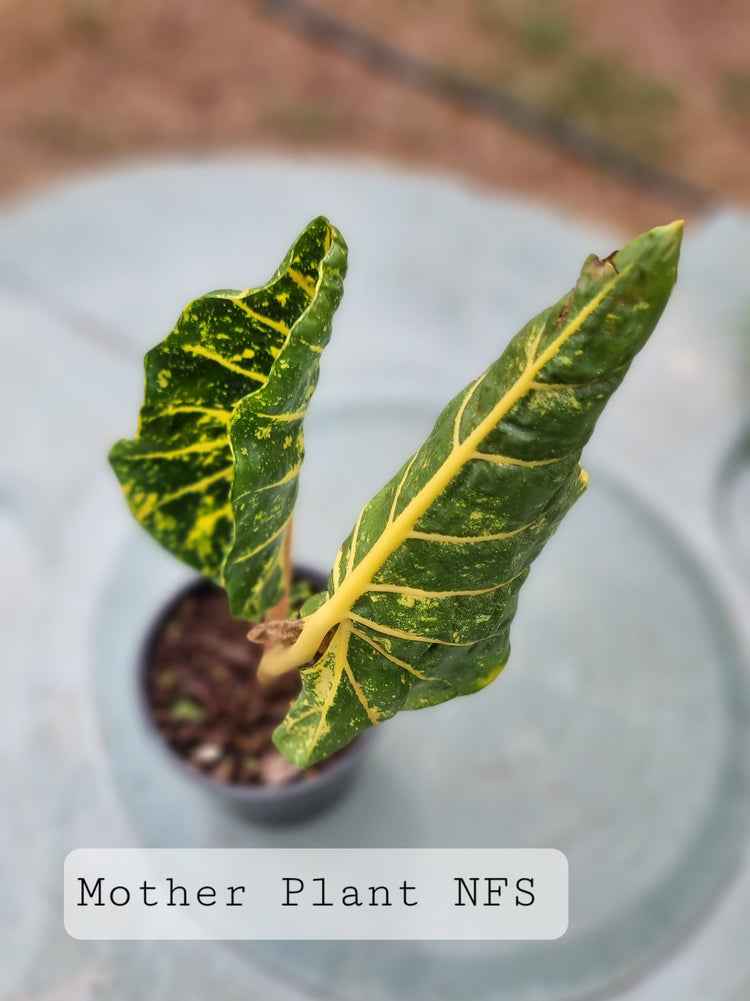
[271, 221, 683, 766]
[109, 217, 347, 614]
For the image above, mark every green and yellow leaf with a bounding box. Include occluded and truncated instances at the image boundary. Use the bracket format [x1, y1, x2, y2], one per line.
[267, 221, 683, 766]
[109, 217, 347, 618]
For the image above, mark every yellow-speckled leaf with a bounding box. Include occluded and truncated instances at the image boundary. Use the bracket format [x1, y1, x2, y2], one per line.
[109, 217, 347, 617]
[268, 221, 683, 766]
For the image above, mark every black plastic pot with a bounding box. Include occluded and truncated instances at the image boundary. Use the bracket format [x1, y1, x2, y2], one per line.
[138, 570, 374, 825]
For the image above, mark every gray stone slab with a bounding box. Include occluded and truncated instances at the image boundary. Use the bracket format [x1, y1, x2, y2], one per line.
[1, 159, 748, 1001]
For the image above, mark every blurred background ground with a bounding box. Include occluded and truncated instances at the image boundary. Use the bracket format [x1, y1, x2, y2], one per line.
[3, 8, 750, 1001]
[1, 0, 749, 229]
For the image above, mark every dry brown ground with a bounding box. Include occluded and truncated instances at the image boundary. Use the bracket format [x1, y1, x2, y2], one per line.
[1, 0, 748, 231]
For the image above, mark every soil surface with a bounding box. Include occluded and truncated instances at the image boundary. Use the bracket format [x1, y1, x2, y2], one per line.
[1, 0, 749, 231]
[145, 579, 327, 787]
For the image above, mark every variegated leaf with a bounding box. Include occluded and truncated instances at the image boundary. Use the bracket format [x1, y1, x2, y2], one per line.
[109, 217, 347, 617]
[267, 221, 683, 766]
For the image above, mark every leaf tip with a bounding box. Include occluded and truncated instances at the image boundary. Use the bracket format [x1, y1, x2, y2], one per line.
[304, 214, 345, 250]
[653, 218, 684, 250]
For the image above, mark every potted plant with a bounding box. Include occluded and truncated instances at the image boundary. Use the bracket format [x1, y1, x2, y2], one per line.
[109, 215, 682, 820]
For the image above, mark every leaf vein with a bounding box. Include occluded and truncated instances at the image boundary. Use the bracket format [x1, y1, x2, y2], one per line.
[350, 626, 445, 683]
[214, 295, 290, 335]
[287, 268, 316, 296]
[365, 569, 528, 599]
[348, 612, 495, 647]
[130, 440, 225, 461]
[469, 451, 570, 468]
[182, 343, 266, 382]
[230, 515, 292, 564]
[406, 520, 538, 545]
[137, 465, 233, 516]
[388, 452, 418, 525]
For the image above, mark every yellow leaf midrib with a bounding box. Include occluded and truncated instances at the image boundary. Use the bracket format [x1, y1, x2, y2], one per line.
[261, 266, 628, 677]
